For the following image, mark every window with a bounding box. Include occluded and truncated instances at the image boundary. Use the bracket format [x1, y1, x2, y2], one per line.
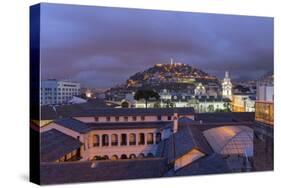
[168, 116, 172, 120]
[121, 134, 127, 146]
[94, 117, 99, 122]
[157, 115, 162, 121]
[115, 116, 119, 121]
[124, 116, 128, 121]
[111, 134, 118, 146]
[93, 135, 100, 147]
[141, 116, 145, 121]
[156, 133, 162, 144]
[138, 133, 145, 145]
[129, 133, 136, 145]
[147, 133, 154, 145]
[106, 116, 111, 122]
[102, 134, 109, 146]
[133, 116, 137, 121]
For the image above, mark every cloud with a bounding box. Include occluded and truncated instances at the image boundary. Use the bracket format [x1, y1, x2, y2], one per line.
[40, 3, 273, 88]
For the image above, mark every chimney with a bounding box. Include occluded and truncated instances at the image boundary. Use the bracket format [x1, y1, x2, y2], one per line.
[173, 113, 179, 133]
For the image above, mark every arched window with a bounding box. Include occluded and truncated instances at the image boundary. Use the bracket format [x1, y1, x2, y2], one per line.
[138, 153, 145, 158]
[147, 133, 154, 145]
[129, 133, 136, 145]
[111, 155, 118, 160]
[93, 156, 101, 160]
[121, 154, 127, 159]
[147, 153, 154, 158]
[138, 133, 145, 145]
[129, 154, 136, 159]
[93, 135, 100, 147]
[102, 134, 109, 146]
[111, 134, 118, 146]
[103, 155, 109, 160]
[121, 134, 127, 146]
[156, 132, 162, 144]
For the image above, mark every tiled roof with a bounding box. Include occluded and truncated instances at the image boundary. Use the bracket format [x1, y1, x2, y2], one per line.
[40, 158, 167, 185]
[54, 118, 172, 133]
[41, 129, 82, 162]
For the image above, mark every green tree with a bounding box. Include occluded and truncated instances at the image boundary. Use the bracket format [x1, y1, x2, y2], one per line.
[134, 89, 160, 108]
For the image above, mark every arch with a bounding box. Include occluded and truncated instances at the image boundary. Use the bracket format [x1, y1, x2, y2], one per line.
[93, 155, 101, 160]
[121, 154, 127, 159]
[102, 134, 109, 146]
[121, 134, 127, 146]
[138, 153, 145, 158]
[156, 132, 162, 144]
[138, 133, 145, 145]
[103, 155, 109, 160]
[121, 101, 130, 108]
[147, 133, 154, 145]
[111, 134, 118, 146]
[147, 153, 154, 158]
[111, 155, 118, 160]
[129, 154, 136, 159]
[93, 134, 100, 147]
[129, 133, 136, 145]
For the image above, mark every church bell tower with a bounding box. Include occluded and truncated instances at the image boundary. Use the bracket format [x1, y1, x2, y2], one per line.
[222, 71, 232, 99]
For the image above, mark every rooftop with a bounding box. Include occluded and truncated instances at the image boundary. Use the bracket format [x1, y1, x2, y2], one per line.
[41, 129, 82, 162]
[156, 118, 212, 164]
[54, 118, 172, 133]
[41, 105, 194, 120]
[40, 158, 167, 184]
[203, 126, 253, 156]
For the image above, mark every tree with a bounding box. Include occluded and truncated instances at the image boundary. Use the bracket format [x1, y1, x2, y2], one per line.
[207, 104, 214, 112]
[134, 89, 160, 108]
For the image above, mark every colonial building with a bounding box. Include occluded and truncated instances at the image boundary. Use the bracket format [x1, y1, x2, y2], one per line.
[39, 109, 259, 184]
[41, 108, 195, 161]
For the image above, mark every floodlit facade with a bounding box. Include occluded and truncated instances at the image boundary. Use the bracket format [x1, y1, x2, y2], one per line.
[222, 71, 232, 99]
[232, 94, 256, 112]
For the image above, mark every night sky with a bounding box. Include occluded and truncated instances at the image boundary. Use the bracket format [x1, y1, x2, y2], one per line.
[40, 3, 273, 88]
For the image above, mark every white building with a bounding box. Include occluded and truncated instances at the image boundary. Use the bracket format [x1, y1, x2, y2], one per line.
[222, 71, 232, 99]
[41, 79, 81, 105]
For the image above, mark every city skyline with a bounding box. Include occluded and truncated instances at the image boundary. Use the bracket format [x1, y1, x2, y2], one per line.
[39, 3, 273, 88]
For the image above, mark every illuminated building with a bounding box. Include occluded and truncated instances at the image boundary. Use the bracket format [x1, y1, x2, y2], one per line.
[222, 71, 232, 99]
[255, 76, 274, 125]
[231, 94, 256, 112]
[41, 79, 81, 105]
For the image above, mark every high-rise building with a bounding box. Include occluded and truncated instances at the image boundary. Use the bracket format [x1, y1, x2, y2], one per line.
[40, 79, 81, 105]
[222, 71, 232, 99]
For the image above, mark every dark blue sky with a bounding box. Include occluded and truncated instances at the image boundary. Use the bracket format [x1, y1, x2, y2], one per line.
[40, 3, 273, 88]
